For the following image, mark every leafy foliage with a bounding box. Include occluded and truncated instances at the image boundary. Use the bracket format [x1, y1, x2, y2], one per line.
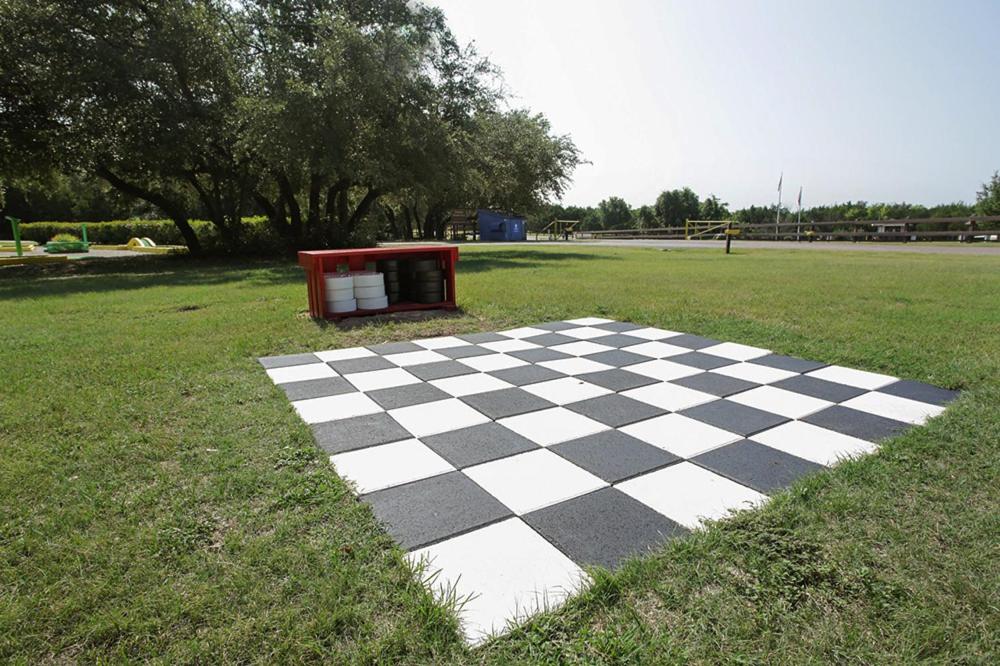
[0, 0, 581, 252]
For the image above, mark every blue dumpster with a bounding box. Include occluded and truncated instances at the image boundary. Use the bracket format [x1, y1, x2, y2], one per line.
[477, 209, 527, 242]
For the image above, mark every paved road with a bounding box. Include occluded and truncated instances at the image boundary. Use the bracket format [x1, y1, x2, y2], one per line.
[386, 239, 1000, 256]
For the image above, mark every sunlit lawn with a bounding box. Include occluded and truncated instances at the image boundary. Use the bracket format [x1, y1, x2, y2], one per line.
[2, 245, 998, 662]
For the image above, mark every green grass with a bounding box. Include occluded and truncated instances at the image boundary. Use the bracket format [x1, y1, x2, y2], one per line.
[1, 246, 999, 663]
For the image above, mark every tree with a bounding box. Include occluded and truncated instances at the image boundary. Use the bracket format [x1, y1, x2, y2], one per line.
[595, 197, 633, 229]
[975, 171, 1000, 215]
[699, 194, 730, 220]
[654, 187, 700, 227]
[635, 204, 657, 229]
[0, 0, 582, 251]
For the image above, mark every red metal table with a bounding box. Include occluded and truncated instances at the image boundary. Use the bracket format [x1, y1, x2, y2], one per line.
[298, 246, 459, 320]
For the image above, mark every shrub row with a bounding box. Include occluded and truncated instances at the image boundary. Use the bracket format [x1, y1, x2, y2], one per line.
[16, 219, 214, 245]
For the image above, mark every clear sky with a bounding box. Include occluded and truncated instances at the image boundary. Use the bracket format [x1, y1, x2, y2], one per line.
[430, 0, 1000, 209]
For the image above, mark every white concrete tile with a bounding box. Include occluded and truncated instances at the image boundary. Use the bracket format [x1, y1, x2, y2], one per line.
[711, 363, 798, 384]
[292, 392, 383, 424]
[266, 362, 339, 384]
[561, 326, 611, 340]
[383, 350, 450, 367]
[550, 341, 616, 356]
[627, 359, 703, 382]
[344, 367, 421, 392]
[457, 353, 529, 373]
[498, 407, 610, 446]
[314, 347, 376, 362]
[430, 373, 515, 397]
[626, 327, 682, 340]
[623, 341, 690, 358]
[463, 449, 607, 514]
[537, 357, 615, 376]
[480, 339, 543, 353]
[329, 439, 454, 493]
[565, 317, 614, 325]
[620, 413, 741, 458]
[728, 385, 833, 419]
[750, 420, 876, 466]
[618, 462, 767, 529]
[701, 342, 771, 361]
[841, 391, 945, 425]
[413, 335, 468, 350]
[622, 382, 717, 411]
[805, 365, 897, 390]
[389, 398, 490, 437]
[410, 518, 587, 644]
[497, 326, 550, 339]
[521, 377, 612, 405]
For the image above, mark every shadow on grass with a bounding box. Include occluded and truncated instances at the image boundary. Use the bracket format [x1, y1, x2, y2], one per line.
[0, 255, 303, 300]
[457, 249, 614, 274]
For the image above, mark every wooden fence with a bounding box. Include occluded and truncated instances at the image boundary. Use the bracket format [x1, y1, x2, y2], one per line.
[579, 216, 1000, 243]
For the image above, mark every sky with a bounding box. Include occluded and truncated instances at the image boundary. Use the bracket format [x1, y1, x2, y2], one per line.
[430, 0, 1000, 209]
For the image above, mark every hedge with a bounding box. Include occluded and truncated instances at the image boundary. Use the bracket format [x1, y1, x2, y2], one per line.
[16, 219, 214, 245]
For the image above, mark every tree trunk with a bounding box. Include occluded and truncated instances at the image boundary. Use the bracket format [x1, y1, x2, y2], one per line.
[96, 165, 201, 254]
[274, 171, 302, 237]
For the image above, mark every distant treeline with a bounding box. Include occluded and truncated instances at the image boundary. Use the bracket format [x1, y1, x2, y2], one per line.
[531, 174, 1000, 231]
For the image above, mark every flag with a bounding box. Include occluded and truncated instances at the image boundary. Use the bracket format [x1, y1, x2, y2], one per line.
[777, 172, 783, 193]
[797, 186, 802, 207]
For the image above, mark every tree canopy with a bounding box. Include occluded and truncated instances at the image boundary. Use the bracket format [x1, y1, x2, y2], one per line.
[0, 0, 582, 252]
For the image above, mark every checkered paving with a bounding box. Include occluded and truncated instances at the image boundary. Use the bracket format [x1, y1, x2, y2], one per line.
[260, 318, 959, 644]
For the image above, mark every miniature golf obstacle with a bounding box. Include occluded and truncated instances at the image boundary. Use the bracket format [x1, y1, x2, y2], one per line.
[44, 222, 91, 254]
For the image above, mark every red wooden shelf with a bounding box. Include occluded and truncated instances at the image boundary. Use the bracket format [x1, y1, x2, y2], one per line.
[298, 246, 459, 320]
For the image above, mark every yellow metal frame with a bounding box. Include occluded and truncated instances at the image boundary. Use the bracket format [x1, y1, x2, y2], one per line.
[684, 220, 735, 240]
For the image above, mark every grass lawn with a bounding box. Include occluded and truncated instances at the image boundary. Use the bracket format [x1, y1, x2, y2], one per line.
[2, 246, 998, 663]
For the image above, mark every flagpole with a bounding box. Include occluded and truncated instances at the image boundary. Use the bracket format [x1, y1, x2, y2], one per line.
[775, 172, 782, 239]
[796, 186, 802, 242]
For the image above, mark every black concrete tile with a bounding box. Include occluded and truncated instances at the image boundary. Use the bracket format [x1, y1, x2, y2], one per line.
[670, 351, 737, 370]
[772, 375, 867, 403]
[576, 368, 659, 392]
[878, 380, 959, 407]
[326, 355, 395, 374]
[691, 439, 824, 494]
[488, 364, 567, 386]
[588, 333, 648, 349]
[592, 321, 643, 333]
[533, 320, 577, 331]
[564, 394, 666, 427]
[802, 405, 911, 442]
[667, 334, 721, 350]
[460, 388, 557, 420]
[523, 488, 688, 569]
[583, 349, 649, 368]
[280, 377, 356, 401]
[508, 347, 573, 363]
[258, 353, 320, 369]
[457, 331, 508, 344]
[438, 344, 494, 359]
[363, 471, 512, 550]
[406, 360, 477, 381]
[750, 353, 827, 374]
[367, 341, 424, 355]
[421, 422, 541, 468]
[367, 383, 451, 410]
[679, 400, 788, 436]
[523, 332, 577, 347]
[550, 430, 680, 483]
[311, 413, 410, 455]
[671, 372, 759, 397]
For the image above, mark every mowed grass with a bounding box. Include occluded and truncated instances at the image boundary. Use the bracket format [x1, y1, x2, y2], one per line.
[1, 245, 998, 663]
